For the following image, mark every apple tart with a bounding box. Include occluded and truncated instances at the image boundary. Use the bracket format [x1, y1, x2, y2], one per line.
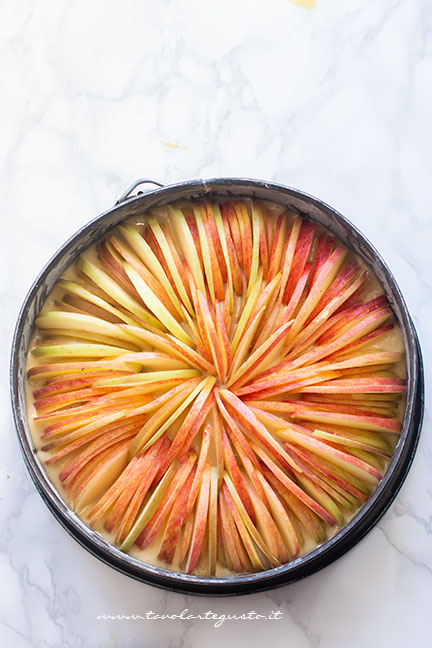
[26, 199, 406, 576]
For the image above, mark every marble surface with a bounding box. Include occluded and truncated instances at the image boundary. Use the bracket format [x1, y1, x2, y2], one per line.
[1, 0, 431, 646]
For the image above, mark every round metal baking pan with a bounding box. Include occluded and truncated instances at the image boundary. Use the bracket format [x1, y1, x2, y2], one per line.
[10, 177, 424, 596]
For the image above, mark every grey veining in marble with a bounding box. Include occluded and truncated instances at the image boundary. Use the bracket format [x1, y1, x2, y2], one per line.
[1, 0, 431, 646]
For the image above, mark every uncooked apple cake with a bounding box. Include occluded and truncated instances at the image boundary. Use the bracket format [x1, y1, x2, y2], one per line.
[26, 199, 406, 576]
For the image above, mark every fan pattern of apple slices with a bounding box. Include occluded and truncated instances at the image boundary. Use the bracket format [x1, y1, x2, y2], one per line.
[28, 199, 406, 575]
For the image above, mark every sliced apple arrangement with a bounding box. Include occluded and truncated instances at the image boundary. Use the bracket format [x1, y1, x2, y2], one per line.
[27, 199, 406, 576]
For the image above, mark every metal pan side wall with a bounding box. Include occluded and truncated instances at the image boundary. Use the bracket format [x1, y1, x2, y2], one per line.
[10, 178, 424, 595]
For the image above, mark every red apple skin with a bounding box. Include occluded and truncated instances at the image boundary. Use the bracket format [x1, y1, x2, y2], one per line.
[58, 425, 139, 487]
[96, 240, 139, 299]
[203, 202, 228, 284]
[308, 234, 334, 287]
[252, 443, 337, 526]
[103, 452, 154, 533]
[45, 416, 145, 465]
[248, 305, 392, 386]
[33, 372, 131, 400]
[110, 235, 182, 321]
[219, 492, 244, 572]
[34, 385, 114, 414]
[113, 440, 173, 545]
[222, 429, 256, 523]
[136, 451, 197, 550]
[70, 439, 130, 507]
[259, 219, 269, 279]
[285, 445, 368, 502]
[159, 384, 215, 473]
[219, 203, 244, 295]
[28, 359, 135, 380]
[86, 436, 168, 528]
[158, 466, 196, 564]
[185, 463, 212, 574]
[234, 202, 252, 281]
[282, 221, 316, 303]
[308, 257, 359, 321]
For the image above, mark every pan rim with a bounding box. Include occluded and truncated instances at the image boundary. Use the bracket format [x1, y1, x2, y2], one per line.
[10, 176, 424, 595]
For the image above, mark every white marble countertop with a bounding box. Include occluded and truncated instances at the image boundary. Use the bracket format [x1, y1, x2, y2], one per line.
[1, 0, 431, 646]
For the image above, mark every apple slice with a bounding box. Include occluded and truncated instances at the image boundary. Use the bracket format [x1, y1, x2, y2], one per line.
[247, 201, 261, 295]
[282, 220, 316, 303]
[296, 473, 344, 525]
[34, 384, 118, 415]
[59, 425, 139, 489]
[222, 428, 256, 523]
[251, 443, 337, 525]
[262, 465, 326, 544]
[158, 465, 196, 564]
[222, 484, 264, 571]
[219, 202, 243, 295]
[208, 466, 219, 574]
[228, 319, 292, 389]
[196, 291, 226, 381]
[119, 462, 177, 552]
[27, 358, 141, 380]
[308, 234, 334, 288]
[209, 202, 235, 301]
[159, 376, 216, 467]
[256, 472, 300, 557]
[203, 202, 228, 280]
[281, 261, 312, 324]
[278, 215, 301, 300]
[58, 279, 140, 326]
[228, 306, 266, 382]
[114, 438, 172, 544]
[43, 414, 146, 464]
[32, 342, 134, 359]
[245, 272, 283, 345]
[234, 201, 253, 281]
[170, 206, 206, 293]
[124, 263, 193, 346]
[77, 255, 161, 329]
[268, 212, 288, 281]
[94, 369, 201, 388]
[110, 233, 183, 320]
[178, 512, 195, 568]
[230, 269, 263, 354]
[35, 390, 150, 426]
[73, 440, 130, 512]
[127, 377, 205, 457]
[243, 477, 288, 562]
[185, 463, 212, 573]
[195, 204, 225, 303]
[136, 451, 197, 550]
[87, 437, 166, 526]
[209, 408, 224, 487]
[116, 325, 216, 374]
[286, 273, 368, 361]
[223, 474, 279, 568]
[219, 493, 242, 572]
[300, 376, 406, 394]
[32, 373, 129, 400]
[119, 223, 194, 315]
[286, 246, 347, 342]
[101, 351, 189, 371]
[96, 238, 140, 296]
[215, 393, 261, 472]
[218, 389, 303, 473]
[286, 444, 370, 499]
